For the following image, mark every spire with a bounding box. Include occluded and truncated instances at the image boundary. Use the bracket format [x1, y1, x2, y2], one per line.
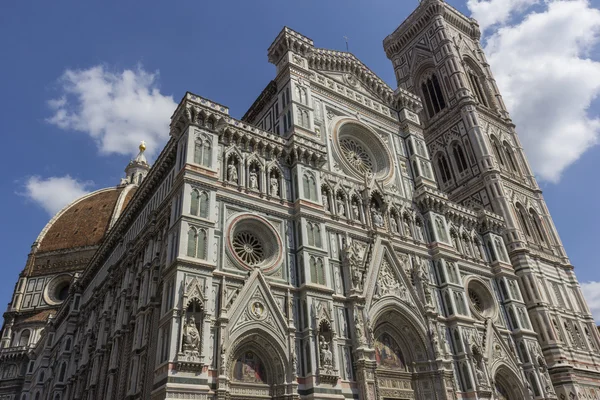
[120, 141, 150, 186]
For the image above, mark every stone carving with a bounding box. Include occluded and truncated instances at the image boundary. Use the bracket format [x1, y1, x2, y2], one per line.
[249, 167, 258, 189]
[322, 193, 329, 211]
[371, 206, 384, 228]
[319, 334, 333, 369]
[343, 240, 366, 291]
[354, 310, 365, 346]
[390, 216, 398, 233]
[228, 161, 238, 183]
[270, 178, 279, 197]
[352, 202, 360, 221]
[403, 219, 412, 238]
[337, 198, 346, 217]
[376, 261, 407, 300]
[182, 316, 201, 360]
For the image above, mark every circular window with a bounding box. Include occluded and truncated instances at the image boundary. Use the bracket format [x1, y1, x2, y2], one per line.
[340, 138, 374, 175]
[233, 231, 264, 266]
[43, 274, 72, 306]
[333, 120, 392, 181]
[226, 214, 283, 273]
[467, 279, 497, 319]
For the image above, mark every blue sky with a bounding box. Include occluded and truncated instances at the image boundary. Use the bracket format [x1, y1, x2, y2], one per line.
[1, 0, 600, 320]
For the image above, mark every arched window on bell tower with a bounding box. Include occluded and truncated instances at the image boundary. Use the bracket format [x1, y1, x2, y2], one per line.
[421, 73, 446, 118]
[436, 153, 453, 185]
[452, 142, 469, 173]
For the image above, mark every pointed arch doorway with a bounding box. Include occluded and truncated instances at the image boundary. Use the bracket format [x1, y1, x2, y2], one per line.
[371, 306, 435, 400]
[226, 333, 289, 400]
[492, 366, 527, 400]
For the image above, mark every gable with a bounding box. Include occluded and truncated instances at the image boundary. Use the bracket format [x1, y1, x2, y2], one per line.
[225, 269, 289, 346]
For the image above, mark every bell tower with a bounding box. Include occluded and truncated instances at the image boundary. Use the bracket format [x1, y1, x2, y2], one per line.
[384, 0, 600, 398]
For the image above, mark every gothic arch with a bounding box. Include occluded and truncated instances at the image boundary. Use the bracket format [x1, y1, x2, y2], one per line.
[491, 364, 527, 400]
[368, 299, 430, 363]
[224, 328, 290, 398]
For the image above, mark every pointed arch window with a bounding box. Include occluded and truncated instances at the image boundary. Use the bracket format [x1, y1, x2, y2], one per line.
[302, 172, 317, 201]
[491, 137, 505, 167]
[194, 138, 212, 167]
[190, 190, 200, 216]
[58, 362, 67, 382]
[436, 154, 453, 184]
[452, 142, 469, 173]
[468, 72, 489, 107]
[307, 223, 322, 248]
[529, 208, 546, 244]
[421, 74, 446, 118]
[310, 257, 326, 285]
[516, 204, 532, 239]
[503, 141, 519, 173]
[199, 192, 209, 218]
[187, 227, 207, 259]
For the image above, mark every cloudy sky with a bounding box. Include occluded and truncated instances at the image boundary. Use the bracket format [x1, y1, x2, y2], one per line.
[1, 0, 600, 321]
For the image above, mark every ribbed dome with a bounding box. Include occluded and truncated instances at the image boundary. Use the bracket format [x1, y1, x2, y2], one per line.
[36, 186, 137, 253]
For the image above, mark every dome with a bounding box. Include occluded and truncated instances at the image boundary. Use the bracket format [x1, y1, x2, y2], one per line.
[35, 186, 137, 253]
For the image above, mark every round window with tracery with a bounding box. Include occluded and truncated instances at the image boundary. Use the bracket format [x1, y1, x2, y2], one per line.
[233, 231, 264, 266]
[469, 289, 483, 313]
[226, 214, 283, 273]
[467, 280, 497, 318]
[340, 138, 374, 175]
[334, 121, 392, 181]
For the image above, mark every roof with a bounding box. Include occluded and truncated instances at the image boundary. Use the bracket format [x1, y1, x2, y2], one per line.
[36, 186, 137, 253]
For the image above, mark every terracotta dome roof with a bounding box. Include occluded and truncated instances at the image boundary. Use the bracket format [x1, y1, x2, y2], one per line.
[36, 186, 137, 253]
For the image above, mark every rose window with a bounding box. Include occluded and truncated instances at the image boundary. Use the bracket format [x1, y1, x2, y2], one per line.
[467, 280, 497, 318]
[334, 121, 393, 181]
[232, 231, 264, 266]
[468, 289, 483, 313]
[340, 138, 373, 175]
[226, 214, 283, 273]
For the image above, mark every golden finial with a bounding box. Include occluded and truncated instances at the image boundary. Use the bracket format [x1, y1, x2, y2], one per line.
[139, 141, 146, 152]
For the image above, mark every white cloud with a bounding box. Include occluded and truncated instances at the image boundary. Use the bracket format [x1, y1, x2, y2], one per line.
[467, 0, 538, 32]
[469, 0, 600, 182]
[580, 281, 600, 322]
[21, 175, 92, 216]
[47, 65, 177, 157]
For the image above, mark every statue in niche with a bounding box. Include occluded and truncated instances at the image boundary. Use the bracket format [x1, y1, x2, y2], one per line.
[439, 325, 452, 355]
[352, 202, 360, 221]
[337, 198, 346, 217]
[414, 221, 424, 242]
[249, 167, 258, 189]
[219, 345, 227, 375]
[538, 357, 553, 393]
[403, 218, 412, 238]
[322, 193, 329, 211]
[429, 321, 441, 357]
[354, 313, 365, 345]
[319, 334, 333, 369]
[371, 205, 384, 227]
[415, 259, 432, 305]
[270, 173, 279, 196]
[390, 216, 398, 233]
[227, 160, 238, 183]
[182, 316, 201, 358]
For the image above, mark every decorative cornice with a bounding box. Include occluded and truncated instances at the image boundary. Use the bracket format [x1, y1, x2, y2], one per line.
[383, 0, 480, 59]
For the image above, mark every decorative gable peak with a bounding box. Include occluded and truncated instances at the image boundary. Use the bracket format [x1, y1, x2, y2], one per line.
[225, 269, 288, 347]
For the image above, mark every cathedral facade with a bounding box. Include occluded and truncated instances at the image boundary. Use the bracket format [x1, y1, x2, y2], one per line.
[2, 1, 600, 399]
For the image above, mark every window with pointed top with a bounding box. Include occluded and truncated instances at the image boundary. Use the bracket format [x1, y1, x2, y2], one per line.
[436, 154, 453, 184]
[421, 74, 446, 118]
[452, 143, 469, 173]
[194, 138, 212, 168]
